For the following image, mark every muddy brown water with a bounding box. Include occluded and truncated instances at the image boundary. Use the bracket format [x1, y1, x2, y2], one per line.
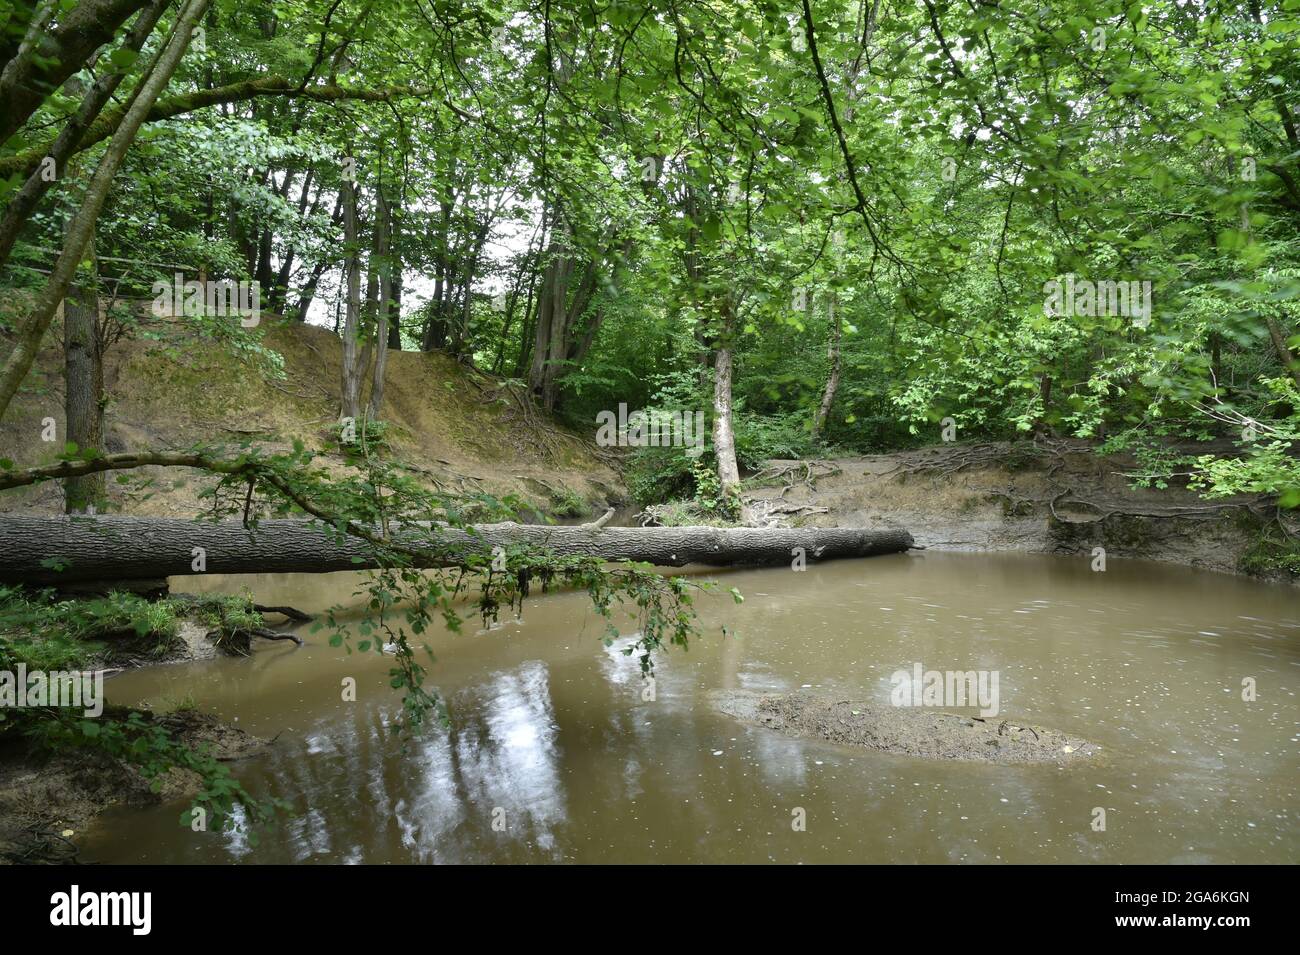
[82, 552, 1298, 864]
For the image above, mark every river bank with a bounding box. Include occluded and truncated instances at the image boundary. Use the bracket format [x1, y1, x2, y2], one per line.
[0, 709, 267, 863]
[740, 440, 1297, 584]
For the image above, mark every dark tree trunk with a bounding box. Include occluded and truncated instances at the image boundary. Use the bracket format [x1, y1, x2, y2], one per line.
[386, 195, 403, 350]
[0, 0, 170, 272]
[0, 0, 156, 148]
[62, 248, 104, 513]
[366, 188, 393, 419]
[339, 176, 362, 420]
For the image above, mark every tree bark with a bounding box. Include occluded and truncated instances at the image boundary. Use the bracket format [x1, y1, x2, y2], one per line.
[712, 304, 752, 522]
[0, 0, 210, 424]
[366, 188, 393, 419]
[0, 516, 914, 584]
[1265, 316, 1300, 391]
[811, 294, 841, 438]
[0, 0, 154, 148]
[0, 0, 56, 82]
[339, 177, 362, 421]
[386, 192, 403, 350]
[62, 238, 105, 513]
[0, 0, 171, 273]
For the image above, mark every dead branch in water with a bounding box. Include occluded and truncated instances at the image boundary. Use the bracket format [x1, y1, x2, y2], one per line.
[252, 604, 314, 622]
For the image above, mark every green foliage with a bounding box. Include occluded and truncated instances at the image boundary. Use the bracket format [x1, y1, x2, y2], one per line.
[0, 586, 182, 670]
[0, 585, 281, 837]
[335, 416, 391, 454]
[17, 707, 286, 839]
[547, 485, 589, 519]
[734, 411, 822, 470]
[1193, 441, 1300, 505]
[0, 587, 101, 671]
[7, 0, 1300, 846]
[688, 456, 739, 521]
[1240, 529, 1300, 578]
[626, 445, 698, 506]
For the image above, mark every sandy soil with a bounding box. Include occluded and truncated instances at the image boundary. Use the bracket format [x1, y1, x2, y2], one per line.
[711, 689, 1103, 765]
[744, 440, 1290, 580]
[0, 312, 624, 519]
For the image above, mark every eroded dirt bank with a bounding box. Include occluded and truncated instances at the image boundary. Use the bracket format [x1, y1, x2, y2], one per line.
[743, 440, 1294, 581]
[712, 690, 1103, 765]
[0, 317, 624, 521]
[0, 710, 266, 864]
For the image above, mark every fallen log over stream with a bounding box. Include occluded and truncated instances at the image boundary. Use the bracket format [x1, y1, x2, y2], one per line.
[0, 516, 914, 585]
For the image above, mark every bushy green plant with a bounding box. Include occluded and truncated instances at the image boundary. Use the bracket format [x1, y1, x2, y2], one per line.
[0, 587, 281, 838]
[336, 416, 391, 454]
[548, 485, 589, 518]
[1239, 527, 1300, 578]
[0, 586, 182, 669]
[0, 587, 101, 671]
[688, 457, 739, 520]
[626, 444, 698, 506]
[733, 411, 823, 469]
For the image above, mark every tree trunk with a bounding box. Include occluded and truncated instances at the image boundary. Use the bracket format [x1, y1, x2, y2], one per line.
[0, 0, 56, 88]
[811, 294, 841, 438]
[1265, 316, 1300, 391]
[711, 304, 750, 524]
[0, 0, 170, 273]
[366, 188, 392, 419]
[0, 0, 210, 424]
[0, 0, 155, 148]
[0, 516, 914, 584]
[1034, 373, 1054, 435]
[386, 195, 403, 350]
[62, 242, 104, 513]
[529, 227, 568, 404]
[449, 220, 489, 362]
[339, 177, 362, 421]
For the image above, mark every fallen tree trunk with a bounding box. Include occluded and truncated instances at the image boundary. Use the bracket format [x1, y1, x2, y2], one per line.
[0, 516, 913, 584]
